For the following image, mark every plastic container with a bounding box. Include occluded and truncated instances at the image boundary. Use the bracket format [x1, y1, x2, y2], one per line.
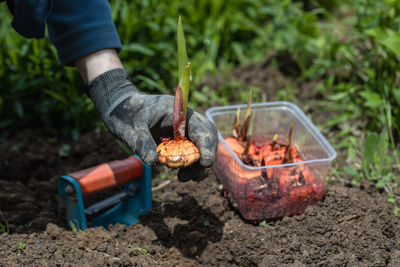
[205, 101, 337, 221]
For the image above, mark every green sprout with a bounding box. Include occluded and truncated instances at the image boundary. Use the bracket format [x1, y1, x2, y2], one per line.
[259, 220, 274, 229]
[69, 221, 84, 234]
[132, 247, 149, 255]
[0, 220, 10, 234]
[18, 241, 26, 250]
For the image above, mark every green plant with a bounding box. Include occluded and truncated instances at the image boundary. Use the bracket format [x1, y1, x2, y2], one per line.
[393, 206, 400, 216]
[69, 221, 84, 234]
[361, 131, 393, 184]
[259, 220, 274, 229]
[18, 241, 25, 250]
[11, 241, 26, 256]
[0, 220, 9, 234]
[358, 129, 400, 201]
[132, 247, 149, 255]
[157, 16, 201, 168]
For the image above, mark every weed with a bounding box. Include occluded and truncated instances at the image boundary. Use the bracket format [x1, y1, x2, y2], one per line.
[259, 221, 274, 229]
[0, 212, 10, 234]
[69, 221, 84, 234]
[203, 220, 210, 226]
[132, 247, 149, 255]
[18, 241, 25, 250]
[11, 241, 25, 256]
[0, 220, 9, 234]
[394, 206, 400, 216]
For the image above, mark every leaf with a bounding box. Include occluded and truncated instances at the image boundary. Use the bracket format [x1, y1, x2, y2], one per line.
[248, 111, 256, 137]
[378, 130, 389, 157]
[393, 88, 400, 106]
[359, 91, 384, 109]
[271, 133, 278, 150]
[177, 15, 189, 109]
[177, 16, 189, 78]
[365, 27, 400, 58]
[239, 90, 252, 141]
[14, 102, 24, 118]
[381, 34, 400, 57]
[123, 43, 155, 56]
[362, 132, 378, 167]
[393, 206, 400, 216]
[365, 27, 388, 41]
[179, 63, 191, 117]
[342, 166, 358, 177]
[243, 111, 256, 156]
[232, 107, 241, 138]
[44, 89, 68, 105]
[173, 85, 185, 139]
[283, 121, 295, 163]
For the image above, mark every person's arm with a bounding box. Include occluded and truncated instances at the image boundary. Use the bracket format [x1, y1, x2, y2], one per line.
[74, 49, 123, 83]
[9, 0, 218, 180]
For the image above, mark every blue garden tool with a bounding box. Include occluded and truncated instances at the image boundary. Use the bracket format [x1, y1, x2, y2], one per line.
[58, 155, 152, 230]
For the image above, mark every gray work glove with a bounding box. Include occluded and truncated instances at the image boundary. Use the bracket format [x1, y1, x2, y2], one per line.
[87, 68, 218, 182]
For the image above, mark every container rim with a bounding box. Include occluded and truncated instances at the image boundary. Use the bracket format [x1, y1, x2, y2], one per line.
[205, 101, 338, 170]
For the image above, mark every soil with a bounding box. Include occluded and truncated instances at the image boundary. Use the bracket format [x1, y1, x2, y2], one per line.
[1, 61, 400, 266]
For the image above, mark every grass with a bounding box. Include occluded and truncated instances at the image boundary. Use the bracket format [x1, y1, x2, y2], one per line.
[0, 220, 9, 234]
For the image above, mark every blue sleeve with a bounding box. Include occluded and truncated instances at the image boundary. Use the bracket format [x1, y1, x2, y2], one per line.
[46, 0, 122, 65]
[9, 0, 52, 39]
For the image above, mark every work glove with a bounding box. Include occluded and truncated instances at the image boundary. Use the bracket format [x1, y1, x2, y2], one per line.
[87, 68, 218, 182]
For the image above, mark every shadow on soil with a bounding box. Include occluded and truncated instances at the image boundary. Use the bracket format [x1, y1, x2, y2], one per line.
[142, 195, 224, 257]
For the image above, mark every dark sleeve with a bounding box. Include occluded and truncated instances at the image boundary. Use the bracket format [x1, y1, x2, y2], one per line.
[46, 0, 122, 66]
[8, 0, 52, 39]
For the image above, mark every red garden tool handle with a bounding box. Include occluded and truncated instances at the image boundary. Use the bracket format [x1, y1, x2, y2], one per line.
[68, 156, 144, 196]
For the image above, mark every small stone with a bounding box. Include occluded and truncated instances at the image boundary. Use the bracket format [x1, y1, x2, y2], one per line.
[77, 241, 85, 249]
[96, 242, 107, 252]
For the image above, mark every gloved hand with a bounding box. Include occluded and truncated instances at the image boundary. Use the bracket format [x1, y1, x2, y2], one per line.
[87, 68, 218, 182]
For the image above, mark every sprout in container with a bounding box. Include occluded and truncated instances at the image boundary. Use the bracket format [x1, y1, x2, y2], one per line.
[156, 17, 200, 168]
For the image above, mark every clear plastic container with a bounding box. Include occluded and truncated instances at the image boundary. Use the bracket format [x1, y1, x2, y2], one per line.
[205, 101, 337, 221]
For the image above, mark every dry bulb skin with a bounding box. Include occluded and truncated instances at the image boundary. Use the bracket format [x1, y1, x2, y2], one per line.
[157, 138, 200, 168]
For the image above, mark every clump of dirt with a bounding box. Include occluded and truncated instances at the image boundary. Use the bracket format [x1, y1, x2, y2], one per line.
[0, 130, 400, 266]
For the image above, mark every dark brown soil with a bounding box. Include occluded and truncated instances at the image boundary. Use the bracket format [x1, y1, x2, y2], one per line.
[1, 61, 400, 266]
[1, 132, 399, 267]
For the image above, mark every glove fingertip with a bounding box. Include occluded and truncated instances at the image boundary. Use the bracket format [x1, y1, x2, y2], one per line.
[139, 150, 158, 166]
[200, 157, 214, 168]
